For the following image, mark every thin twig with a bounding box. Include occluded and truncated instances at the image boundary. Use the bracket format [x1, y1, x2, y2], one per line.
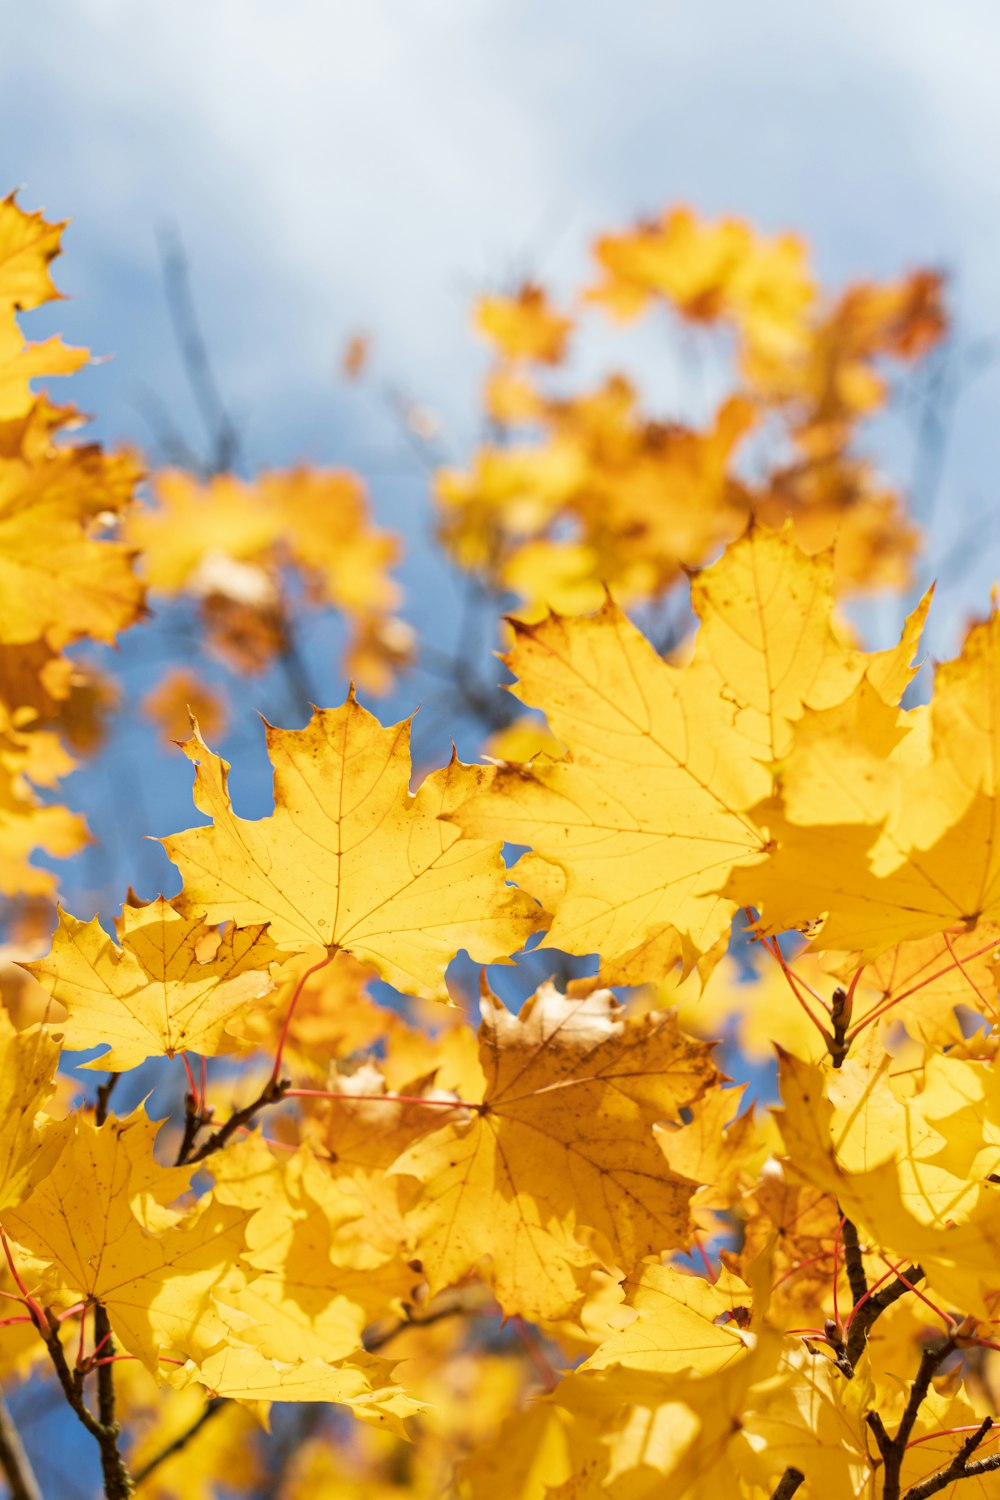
[182, 1075, 291, 1165]
[903, 1416, 1000, 1499]
[132, 1398, 227, 1487]
[0, 1393, 42, 1500]
[37, 1308, 133, 1497]
[157, 223, 241, 476]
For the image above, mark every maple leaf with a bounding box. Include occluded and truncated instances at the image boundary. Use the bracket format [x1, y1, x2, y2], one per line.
[214, 1144, 414, 1366]
[0, 447, 144, 649]
[174, 1346, 423, 1435]
[0, 1010, 61, 1211]
[3, 1106, 251, 1369]
[578, 1262, 755, 1377]
[587, 206, 815, 364]
[23, 897, 280, 1070]
[142, 667, 228, 745]
[163, 693, 540, 997]
[775, 1047, 1000, 1318]
[452, 527, 924, 978]
[0, 194, 88, 421]
[729, 603, 1000, 958]
[391, 980, 719, 1320]
[474, 284, 573, 365]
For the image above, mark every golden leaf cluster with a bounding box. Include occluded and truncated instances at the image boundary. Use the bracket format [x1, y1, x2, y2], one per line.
[4, 191, 1000, 1500]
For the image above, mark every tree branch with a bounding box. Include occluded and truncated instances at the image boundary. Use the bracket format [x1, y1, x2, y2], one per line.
[37, 1309, 133, 1497]
[839, 1213, 869, 1309]
[873, 1337, 958, 1500]
[157, 224, 241, 476]
[769, 1468, 805, 1500]
[846, 1262, 924, 1370]
[0, 1393, 42, 1500]
[904, 1447, 1000, 1500]
[177, 1075, 290, 1166]
[132, 1398, 226, 1487]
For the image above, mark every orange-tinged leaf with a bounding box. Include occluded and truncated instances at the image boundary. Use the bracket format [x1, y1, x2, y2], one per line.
[474, 284, 572, 365]
[142, 668, 228, 745]
[163, 695, 540, 996]
[391, 981, 720, 1320]
[23, 898, 280, 1070]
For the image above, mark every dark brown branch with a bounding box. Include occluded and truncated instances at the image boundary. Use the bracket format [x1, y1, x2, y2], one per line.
[178, 1075, 290, 1166]
[904, 1444, 1000, 1500]
[92, 1076, 126, 1483]
[769, 1468, 805, 1500]
[132, 1398, 226, 1487]
[0, 1393, 42, 1500]
[37, 1309, 133, 1497]
[95, 1073, 120, 1127]
[839, 1214, 869, 1310]
[873, 1337, 958, 1500]
[846, 1262, 924, 1369]
[363, 1283, 496, 1352]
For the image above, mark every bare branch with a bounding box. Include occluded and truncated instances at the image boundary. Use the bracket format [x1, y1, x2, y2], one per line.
[132, 1398, 227, 1487]
[177, 1075, 290, 1166]
[0, 1393, 42, 1500]
[157, 224, 241, 476]
[769, 1468, 805, 1500]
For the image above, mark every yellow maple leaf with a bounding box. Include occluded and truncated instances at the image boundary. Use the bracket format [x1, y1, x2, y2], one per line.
[474, 284, 573, 365]
[0, 1009, 60, 1211]
[391, 980, 719, 1320]
[3, 1106, 251, 1369]
[218, 1146, 414, 1365]
[0, 447, 144, 649]
[447, 591, 769, 976]
[729, 603, 1000, 958]
[452, 528, 924, 978]
[578, 1262, 755, 1377]
[23, 897, 280, 1070]
[587, 206, 814, 363]
[775, 1048, 1000, 1318]
[175, 1345, 423, 1435]
[163, 693, 540, 996]
[0, 194, 88, 420]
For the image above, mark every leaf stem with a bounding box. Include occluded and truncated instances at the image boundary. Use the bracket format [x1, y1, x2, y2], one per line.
[270, 949, 337, 1084]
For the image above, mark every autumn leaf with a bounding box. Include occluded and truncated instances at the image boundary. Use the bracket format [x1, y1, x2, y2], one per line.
[142, 668, 229, 745]
[0, 447, 144, 649]
[163, 693, 540, 996]
[474, 284, 572, 365]
[23, 897, 280, 1070]
[0, 1009, 61, 1211]
[451, 527, 925, 978]
[174, 1346, 423, 1434]
[578, 1262, 755, 1377]
[391, 980, 720, 1320]
[3, 1106, 252, 1369]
